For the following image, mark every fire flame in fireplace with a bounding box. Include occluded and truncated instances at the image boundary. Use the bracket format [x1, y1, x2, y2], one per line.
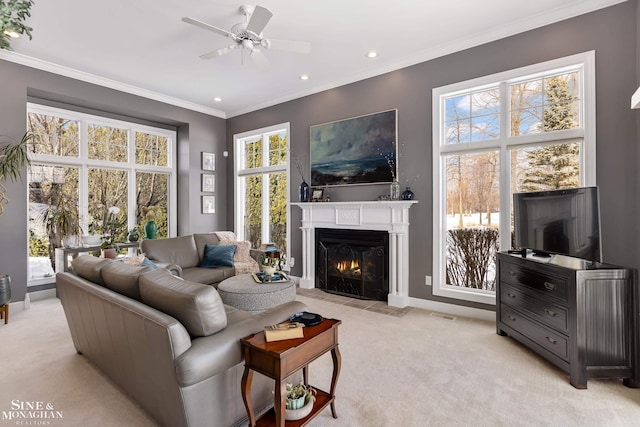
[336, 260, 361, 275]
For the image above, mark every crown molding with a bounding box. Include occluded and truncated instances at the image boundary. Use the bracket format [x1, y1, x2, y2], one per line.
[0, 50, 227, 119]
[227, 0, 627, 117]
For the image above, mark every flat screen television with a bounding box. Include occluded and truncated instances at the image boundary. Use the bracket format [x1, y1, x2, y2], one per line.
[513, 186, 602, 263]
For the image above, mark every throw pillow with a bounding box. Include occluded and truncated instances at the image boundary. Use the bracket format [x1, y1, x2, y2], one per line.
[123, 254, 159, 269]
[200, 244, 236, 268]
[141, 257, 159, 269]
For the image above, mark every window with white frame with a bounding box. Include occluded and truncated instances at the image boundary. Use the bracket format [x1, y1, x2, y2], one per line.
[26, 103, 176, 284]
[234, 123, 290, 262]
[432, 51, 595, 305]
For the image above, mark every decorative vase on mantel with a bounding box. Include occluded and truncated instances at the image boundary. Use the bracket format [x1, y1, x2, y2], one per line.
[401, 187, 414, 200]
[299, 181, 310, 202]
[144, 220, 157, 240]
[390, 179, 400, 200]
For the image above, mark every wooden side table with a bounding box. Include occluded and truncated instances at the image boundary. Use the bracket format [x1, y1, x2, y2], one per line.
[240, 318, 341, 427]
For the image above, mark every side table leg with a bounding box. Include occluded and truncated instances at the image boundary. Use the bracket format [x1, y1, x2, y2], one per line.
[274, 378, 286, 427]
[241, 367, 256, 427]
[330, 346, 342, 418]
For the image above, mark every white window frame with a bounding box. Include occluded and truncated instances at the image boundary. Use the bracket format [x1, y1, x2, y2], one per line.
[27, 103, 177, 286]
[234, 123, 291, 261]
[431, 51, 596, 305]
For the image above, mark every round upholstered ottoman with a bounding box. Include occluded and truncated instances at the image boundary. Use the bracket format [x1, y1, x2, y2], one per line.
[217, 274, 296, 312]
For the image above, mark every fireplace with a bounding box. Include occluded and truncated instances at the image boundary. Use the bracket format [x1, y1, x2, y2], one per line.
[292, 200, 417, 307]
[315, 228, 389, 301]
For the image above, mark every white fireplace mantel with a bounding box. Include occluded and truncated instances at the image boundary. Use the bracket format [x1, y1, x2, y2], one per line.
[291, 201, 417, 307]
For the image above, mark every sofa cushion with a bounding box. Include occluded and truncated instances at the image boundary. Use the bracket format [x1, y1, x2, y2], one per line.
[101, 262, 152, 301]
[200, 244, 236, 268]
[139, 269, 227, 337]
[181, 266, 234, 286]
[71, 255, 112, 286]
[193, 232, 224, 262]
[141, 235, 200, 268]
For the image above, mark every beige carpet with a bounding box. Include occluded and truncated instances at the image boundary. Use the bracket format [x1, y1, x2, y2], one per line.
[2, 295, 640, 427]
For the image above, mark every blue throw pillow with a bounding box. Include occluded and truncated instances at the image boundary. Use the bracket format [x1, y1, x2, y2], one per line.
[141, 257, 159, 269]
[200, 244, 236, 268]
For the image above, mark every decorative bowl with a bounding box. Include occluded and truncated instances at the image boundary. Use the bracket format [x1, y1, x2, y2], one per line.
[83, 235, 103, 246]
[285, 395, 314, 421]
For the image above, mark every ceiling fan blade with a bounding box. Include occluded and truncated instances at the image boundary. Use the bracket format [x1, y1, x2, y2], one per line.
[246, 6, 273, 35]
[199, 45, 236, 60]
[182, 17, 233, 39]
[250, 50, 271, 70]
[267, 39, 311, 54]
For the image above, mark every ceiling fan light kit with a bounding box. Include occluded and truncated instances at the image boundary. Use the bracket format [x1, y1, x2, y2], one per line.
[182, 3, 311, 67]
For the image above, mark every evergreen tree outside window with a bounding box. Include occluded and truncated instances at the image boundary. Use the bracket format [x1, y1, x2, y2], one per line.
[432, 52, 595, 305]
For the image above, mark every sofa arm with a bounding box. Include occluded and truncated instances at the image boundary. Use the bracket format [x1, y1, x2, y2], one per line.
[174, 300, 307, 386]
[164, 263, 183, 277]
[250, 248, 264, 263]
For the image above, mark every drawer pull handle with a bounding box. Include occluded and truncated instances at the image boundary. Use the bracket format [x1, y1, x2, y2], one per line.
[507, 270, 516, 276]
[545, 336, 558, 345]
[544, 309, 557, 317]
[544, 282, 557, 291]
[507, 292, 516, 299]
[507, 314, 516, 322]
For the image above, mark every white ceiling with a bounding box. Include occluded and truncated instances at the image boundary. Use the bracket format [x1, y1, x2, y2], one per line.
[2, 0, 626, 118]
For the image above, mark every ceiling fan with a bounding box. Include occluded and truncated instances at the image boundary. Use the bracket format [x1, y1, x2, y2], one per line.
[182, 4, 311, 68]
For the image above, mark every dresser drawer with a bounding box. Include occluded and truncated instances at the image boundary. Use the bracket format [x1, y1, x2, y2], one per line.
[500, 305, 568, 360]
[500, 283, 569, 332]
[499, 262, 568, 302]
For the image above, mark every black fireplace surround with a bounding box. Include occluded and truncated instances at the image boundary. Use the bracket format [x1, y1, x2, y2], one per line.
[315, 228, 389, 301]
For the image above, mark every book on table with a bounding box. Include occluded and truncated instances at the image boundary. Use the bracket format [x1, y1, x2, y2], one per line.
[264, 322, 304, 342]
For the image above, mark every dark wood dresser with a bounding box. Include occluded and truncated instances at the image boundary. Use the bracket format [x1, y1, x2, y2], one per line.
[496, 252, 639, 389]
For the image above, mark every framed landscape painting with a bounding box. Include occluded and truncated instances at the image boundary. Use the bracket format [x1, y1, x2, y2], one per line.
[310, 109, 397, 186]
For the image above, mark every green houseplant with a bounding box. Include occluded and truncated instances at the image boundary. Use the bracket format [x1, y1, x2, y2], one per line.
[0, 131, 32, 216]
[0, 0, 35, 50]
[285, 382, 315, 421]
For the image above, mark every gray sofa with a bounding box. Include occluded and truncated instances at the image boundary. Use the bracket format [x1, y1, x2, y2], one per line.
[56, 255, 307, 427]
[140, 232, 260, 286]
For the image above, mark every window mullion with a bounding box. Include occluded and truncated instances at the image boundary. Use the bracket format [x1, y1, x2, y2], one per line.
[498, 81, 512, 252]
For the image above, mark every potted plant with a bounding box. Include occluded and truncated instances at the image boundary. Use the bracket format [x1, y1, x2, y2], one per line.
[127, 227, 140, 242]
[261, 253, 285, 276]
[0, 131, 32, 216]
[285, 382, 315, 421]
[99, 206, 124, 257]
[0, 0, 35, 51]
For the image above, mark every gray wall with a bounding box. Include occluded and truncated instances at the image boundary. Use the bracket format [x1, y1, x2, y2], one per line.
[227, 1, 640, 310]
[0, 60, 227, 302]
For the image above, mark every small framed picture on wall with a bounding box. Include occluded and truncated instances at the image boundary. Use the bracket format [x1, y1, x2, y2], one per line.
[202, 195, 215, 214]
[202, 174, 215, 192]
[202, 152, 215, 171]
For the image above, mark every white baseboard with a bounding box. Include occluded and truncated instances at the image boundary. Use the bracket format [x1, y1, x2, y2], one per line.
[407, 297, 495, 322]
[6, 289, 57, 314]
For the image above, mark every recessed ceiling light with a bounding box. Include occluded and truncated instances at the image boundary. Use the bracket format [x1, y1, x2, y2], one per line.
[366, 50, 378, 59]
[300, 74, 310, 81]
[3, 30, 20, 38]
[213, 97, 222, 102]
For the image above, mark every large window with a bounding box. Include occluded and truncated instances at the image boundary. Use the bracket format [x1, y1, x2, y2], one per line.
[234, 123, 290, 263]
[432, 52, 595, 304]
[27, 104, 176, 284]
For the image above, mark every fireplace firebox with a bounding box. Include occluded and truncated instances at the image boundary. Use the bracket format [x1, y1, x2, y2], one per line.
[315, 228, 389, 301]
